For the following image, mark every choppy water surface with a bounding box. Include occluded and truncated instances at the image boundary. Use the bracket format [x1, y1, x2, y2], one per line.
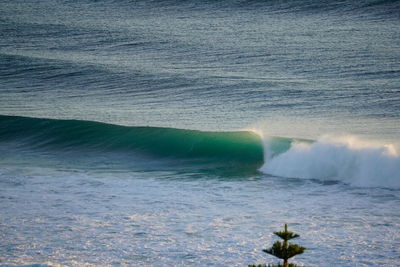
[1, 153, 399, 266]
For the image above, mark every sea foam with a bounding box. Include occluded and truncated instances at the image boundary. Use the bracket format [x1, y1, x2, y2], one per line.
[260, 135, 400, 188]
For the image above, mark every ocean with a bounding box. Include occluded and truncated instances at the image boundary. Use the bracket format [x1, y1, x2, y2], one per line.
[0, 0, 399, 266]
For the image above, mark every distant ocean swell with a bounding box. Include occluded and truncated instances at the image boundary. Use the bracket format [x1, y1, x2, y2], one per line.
[1, 115, 399, 188]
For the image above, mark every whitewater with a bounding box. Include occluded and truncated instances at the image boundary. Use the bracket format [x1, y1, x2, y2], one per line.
[260, 135, 400, 188]
[1, 0, 400, 266]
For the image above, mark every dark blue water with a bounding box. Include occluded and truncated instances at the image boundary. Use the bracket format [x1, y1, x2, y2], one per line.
[0, 0, 399, 266]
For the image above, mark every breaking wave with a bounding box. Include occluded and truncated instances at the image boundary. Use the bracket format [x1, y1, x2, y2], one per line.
[1, 115, 399, 187]
[261, 136, 400, 188]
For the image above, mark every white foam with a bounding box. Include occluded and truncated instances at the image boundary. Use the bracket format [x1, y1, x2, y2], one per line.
[260, 136, 400, 188]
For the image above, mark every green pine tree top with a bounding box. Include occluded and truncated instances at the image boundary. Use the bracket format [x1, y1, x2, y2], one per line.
[274, 224, 300, 241]
[263, 224, 306, 261]
[263, 241, 306, 260]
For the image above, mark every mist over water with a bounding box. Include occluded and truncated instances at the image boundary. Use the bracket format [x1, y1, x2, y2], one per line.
[0, 0, 400, 266]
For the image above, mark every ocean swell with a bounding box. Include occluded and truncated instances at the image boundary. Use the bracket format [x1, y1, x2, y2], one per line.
[1, 115, 399, 187]
[0, 115, 264, 165]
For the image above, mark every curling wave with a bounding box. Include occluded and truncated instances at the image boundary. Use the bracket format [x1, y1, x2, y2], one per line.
[1, 115, 399, 187]
[0, 115, 264, 165]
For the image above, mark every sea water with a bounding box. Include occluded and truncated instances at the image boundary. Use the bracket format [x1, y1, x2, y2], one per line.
[0, 0, 399, 266]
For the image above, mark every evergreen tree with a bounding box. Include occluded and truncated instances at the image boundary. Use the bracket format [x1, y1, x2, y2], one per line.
[262, 224, 306, 267]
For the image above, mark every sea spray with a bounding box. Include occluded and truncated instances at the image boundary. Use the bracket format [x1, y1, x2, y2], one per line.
[260, 135, 400, 188]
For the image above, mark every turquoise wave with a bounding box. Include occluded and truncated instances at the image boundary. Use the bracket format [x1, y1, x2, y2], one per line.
[0, 115, 268, 166]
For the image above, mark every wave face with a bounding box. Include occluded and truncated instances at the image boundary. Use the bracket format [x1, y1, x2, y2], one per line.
[1, 115, 399, 187]
[261, 136, 400, 188]
[0, 115, 264, 165]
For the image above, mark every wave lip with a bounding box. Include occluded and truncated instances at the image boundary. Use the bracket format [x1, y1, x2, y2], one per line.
[260, 136, 400, 188]
[0, 115, 264, 166]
